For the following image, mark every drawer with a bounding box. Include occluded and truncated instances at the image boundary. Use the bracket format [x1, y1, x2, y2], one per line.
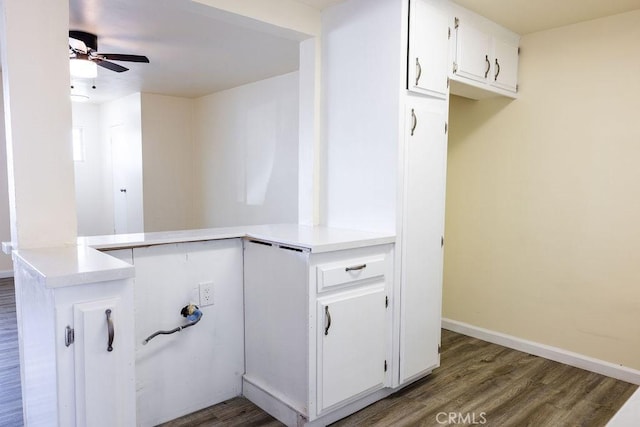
[316, 256, 387, 292]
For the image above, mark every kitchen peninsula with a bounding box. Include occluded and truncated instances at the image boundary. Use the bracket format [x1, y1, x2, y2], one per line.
[11, 224, 399, 426]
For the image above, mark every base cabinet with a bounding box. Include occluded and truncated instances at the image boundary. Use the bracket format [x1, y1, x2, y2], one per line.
[243, 239, 394, 424]
[317, 286, 387, 412]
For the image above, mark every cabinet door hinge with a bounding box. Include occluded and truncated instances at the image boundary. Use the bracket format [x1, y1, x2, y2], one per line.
[441, 236, 444, 248]
[447, 77, 450, 88]
[385, 296, 389, 308]
[447, 27, 451, 39]
[444, 122, 448, 134]
[452, 62, 458, 74]
[518, 47, 521, 55]
[454, 17, 459, 29]
[516, 84, 519, 92]
[438, 345, 442, 354]
[65, 326, 75, 347]
[384, 360, 388, 372]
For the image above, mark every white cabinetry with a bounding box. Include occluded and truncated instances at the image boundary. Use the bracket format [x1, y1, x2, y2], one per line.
[450, 4, 520, 99]
[317, 284, 387, 412]
[323, 0, 448, 392]
[400, 102, 447, 382]
[407, 0, 450, 98]
[12, 247, 136, 427]
[243, 239, 393, 425]
[72, 297, 132, 427]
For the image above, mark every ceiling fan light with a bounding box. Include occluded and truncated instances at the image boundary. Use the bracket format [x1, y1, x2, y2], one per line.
[70, 58, 97, 79]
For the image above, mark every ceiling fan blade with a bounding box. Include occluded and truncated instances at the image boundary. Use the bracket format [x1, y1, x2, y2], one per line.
[96, 59, 129, 73]
[97, 53, 149, 63]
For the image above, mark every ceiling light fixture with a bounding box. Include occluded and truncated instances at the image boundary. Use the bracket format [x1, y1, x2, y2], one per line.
[70, 58, 97, 79]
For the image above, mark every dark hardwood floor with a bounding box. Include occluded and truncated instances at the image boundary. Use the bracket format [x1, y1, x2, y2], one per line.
[1, 276, 636, 427]
[0, 277, 23, 427]
[163, 331, 637, 427]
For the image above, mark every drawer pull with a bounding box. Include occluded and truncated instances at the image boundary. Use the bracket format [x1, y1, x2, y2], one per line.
[106, 309, 114, 352]
[324, 306, 332, 336]
[345, 264, 367, 272]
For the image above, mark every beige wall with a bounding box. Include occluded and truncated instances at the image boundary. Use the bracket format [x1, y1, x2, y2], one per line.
[141, 93, 196, 232]
[443, 10, 640, 370]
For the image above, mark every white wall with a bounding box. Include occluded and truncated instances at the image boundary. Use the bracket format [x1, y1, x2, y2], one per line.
[100, 93, 144, 234]
[321, 0, 402, 233]
[1, 0, 76, 250]
[193, 72, 300, 227]
[110, 240, 244, 426]
[140, 94, 195, 232]
[72, 103, 115, 236]
[0, 73, 12, 274]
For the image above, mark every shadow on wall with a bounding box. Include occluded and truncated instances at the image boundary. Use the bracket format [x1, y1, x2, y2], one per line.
[448, 95, 514, 149]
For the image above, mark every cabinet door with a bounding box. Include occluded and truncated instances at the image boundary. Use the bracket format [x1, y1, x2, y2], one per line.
[400, 103, 446, 383]
[453, 16, 491, 83]
[317, 285, 387, 412]
[407, 0, 449, 98]
[73, 298, 134, 427]
[491, 37, 519, 92]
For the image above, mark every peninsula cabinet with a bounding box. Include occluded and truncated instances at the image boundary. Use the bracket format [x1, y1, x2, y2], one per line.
[449, 3, 520, 99]
[243, 239, 394, 425]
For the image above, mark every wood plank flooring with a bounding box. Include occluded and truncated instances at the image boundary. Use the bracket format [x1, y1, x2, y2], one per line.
[0, 277, 23, 427]
[164, 330, 637, 427]
[1, 276, 637, 427]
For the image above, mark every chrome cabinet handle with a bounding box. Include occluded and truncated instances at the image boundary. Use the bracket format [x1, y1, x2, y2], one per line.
[106, 309, 114, 352]
[494, 58, 501, 81]
[324, 306, 332, 336]
[415, 58, 422, 86]
[484, 55, 490, 78]
[411, 109, 417, 136]
[345, 264, 366, 272]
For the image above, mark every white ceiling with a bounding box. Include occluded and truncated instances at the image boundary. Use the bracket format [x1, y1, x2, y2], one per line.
[68, 0, 301, 103]
[451, 0, 640, 34]
[68, 0, 640, 104]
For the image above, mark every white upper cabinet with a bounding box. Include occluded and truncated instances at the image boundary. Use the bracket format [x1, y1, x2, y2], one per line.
[453, 16, 492, 84]
[450, 4, 520, 99]
[407, 0, 450, 98]
[491, 36, 519, 92]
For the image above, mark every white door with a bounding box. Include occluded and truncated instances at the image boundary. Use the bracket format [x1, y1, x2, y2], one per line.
[110, 125, 128, 234]
[110, 125, 143, 234]
[454, 16, 491, 83]
[407, 0, 449, 98]
[491, 37, 519, 92]
[400, 103, 446, 383]
[73, 298, 135, 426]
[317, 285, 387, 412]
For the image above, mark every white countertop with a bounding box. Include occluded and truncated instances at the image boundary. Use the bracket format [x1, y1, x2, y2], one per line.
[12, 245, 135, 288]
[12, 224, 395, 289]
[79, 224, 395, 254]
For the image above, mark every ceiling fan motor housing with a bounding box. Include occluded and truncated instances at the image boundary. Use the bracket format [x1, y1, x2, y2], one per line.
[69, 30, 98, 51]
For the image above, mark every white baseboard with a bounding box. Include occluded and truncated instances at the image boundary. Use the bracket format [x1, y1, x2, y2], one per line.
[0, 270, 14, 279]
[442, 318, 640, 385]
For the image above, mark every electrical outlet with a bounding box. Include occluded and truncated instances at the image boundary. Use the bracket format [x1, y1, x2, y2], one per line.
[199, 281, 214, 306]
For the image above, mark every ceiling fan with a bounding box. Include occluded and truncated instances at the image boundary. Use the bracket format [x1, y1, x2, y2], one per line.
[69, 30, 150, 74]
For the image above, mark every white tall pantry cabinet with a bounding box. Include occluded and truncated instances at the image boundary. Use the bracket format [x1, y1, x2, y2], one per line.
[323, 0, 450, 390]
